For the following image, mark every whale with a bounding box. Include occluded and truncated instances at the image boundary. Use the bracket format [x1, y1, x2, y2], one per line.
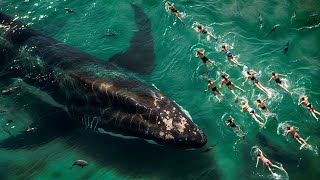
[0, 4, 207, 148]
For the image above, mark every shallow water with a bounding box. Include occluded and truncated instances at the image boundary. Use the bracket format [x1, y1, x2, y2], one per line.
[1, 0, 320, 179]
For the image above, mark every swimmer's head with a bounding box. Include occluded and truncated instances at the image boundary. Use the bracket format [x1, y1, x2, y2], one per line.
[222, 45, 226, 48]
[227, 117, 233, 122]
[301, 97, 305, 101]
[287, 126, 291, 130]
[207, 79, 211, 83]
[241, 101, 245, 105]
[257, 99, 261, 103]
[272, 72, 275, 76]
[167, 2, 172, 5]
[247, 71, 250, 74]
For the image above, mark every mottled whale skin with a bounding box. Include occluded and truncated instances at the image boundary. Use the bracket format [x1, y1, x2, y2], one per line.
[0, 5, 207, 148]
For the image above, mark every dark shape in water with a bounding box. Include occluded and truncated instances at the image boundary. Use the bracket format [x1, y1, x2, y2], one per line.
[258, 13, 263, 29]
[0, 4, 207, 148]
[1, 86, 21, 96]
[284, 41, 289, 55]
[69, 160, 88, 170]
[0, 109, 8, 113]
[201, 144, 217, 153]
[64, 8, 74, 13]
[309, 12, 319, 17]
[6, 119, 13, 124]
[1, 125, 12, 136]
[265, 24, 280, 37]
[100, 33, 118, 39]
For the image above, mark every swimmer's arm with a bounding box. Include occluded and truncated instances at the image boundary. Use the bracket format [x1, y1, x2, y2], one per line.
[298, 100, 302, 105]
[256, 157, 259, 168]
[195, 52, 199, 57]
[242, 77, 248, 85]
[262, 98, 268, 103]
[194, 27, 201, 32]
[240, 106, 244, 112]
[219, 80, 224, 88]
[285, 130, 289, 136]
[205, 85, 210, 92]
[267, 76, 273, 83]
[251, 70, 257, 75]
[279, 74, 287, 76]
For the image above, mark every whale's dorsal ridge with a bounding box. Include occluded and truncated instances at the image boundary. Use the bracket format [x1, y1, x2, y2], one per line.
[109, 4, 155, 74]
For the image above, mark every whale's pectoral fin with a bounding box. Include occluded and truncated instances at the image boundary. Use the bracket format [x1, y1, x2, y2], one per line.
[109, 4, 155, 74]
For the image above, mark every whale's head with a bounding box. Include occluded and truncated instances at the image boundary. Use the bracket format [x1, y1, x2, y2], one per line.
[68, 73, 207, 148]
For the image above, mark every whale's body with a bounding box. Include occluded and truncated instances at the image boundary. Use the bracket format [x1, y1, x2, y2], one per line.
[0, 5, 207, 148]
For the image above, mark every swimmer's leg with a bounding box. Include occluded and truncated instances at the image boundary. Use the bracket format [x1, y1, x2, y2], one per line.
[256, 84, 269, 97]
[204, 63, 210, 72]
[313, 109, 320, 116]
[294, 137, 303, 145]
[208, 32, 218, 41]
[270, 163, 282, 170]
[174, 12, 185, 25]
[255, 112, 264, 121]
[233, 84, 245, 92]
[252, 114, 264, 126]
[278, 84, 291, 94]
[299, 137, 307, 144]
[212, 91, 221, 103]
[267, 166, 275, 175]
[309, 110, 319, 121]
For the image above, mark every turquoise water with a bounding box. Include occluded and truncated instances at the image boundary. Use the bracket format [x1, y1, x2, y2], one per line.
[1, 0, 320, 179]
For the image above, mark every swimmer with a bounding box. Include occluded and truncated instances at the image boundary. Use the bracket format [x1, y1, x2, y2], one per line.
[220, 45, 243, 66]
[268, 72, 292, 94]
[242, 70, 270, 97]
[256, 98, 277, 121]
[205, 79, 224, 103]
[195, 48, 220, 72]
[166, 2, 185, 24]
[285, 126, 306, 145]
[298, 96, 320, 121]
[225, 116, 245, 139]
[256, 148, 282, 176]
[241, 100, 264, 127]
[219, 73, 245, 103]
[194, 24, 218, 41]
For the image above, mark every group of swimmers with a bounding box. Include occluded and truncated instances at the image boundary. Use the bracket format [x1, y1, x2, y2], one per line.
[165, 1, 320, 176]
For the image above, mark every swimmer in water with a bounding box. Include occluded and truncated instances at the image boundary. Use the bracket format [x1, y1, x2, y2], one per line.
[220, 45, 243, 66]
[195, 48, 220, 72]
[268, 72, 292, 94]
[194, 24, 218, 41]
[166, 2, 185, 24]
[298, 96, 320, 121]
[241, 100, 264, 127]
[225, 116, 245, 139]
[205, 79, 224, 103]
[219, 73, 245, 103]
[256, 98, 277, 121]
[242, 70, 270, 97]
[256, 148, 282, 176]
[285, 126, 306, 145]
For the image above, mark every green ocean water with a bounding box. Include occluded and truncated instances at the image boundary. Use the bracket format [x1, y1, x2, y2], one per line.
[0, 0, 320, 179]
